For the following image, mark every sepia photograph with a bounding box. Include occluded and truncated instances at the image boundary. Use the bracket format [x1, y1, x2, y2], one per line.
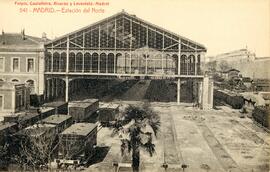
[0, 0, 269, 171]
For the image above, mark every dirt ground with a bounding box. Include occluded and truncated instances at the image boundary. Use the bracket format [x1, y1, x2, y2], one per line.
[85, 101, 270, 172]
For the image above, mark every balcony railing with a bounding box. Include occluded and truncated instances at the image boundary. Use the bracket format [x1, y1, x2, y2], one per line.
[45, 58, 204, 76]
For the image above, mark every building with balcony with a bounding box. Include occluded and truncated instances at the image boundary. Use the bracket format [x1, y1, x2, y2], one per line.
[0, 30, 48, 104]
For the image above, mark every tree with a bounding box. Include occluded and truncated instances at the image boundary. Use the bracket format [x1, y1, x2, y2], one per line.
[11, 125, 59, 170]
[111, 103, 160, 172]
[0, 143, 9, 170]
[207, 61, 217, 72]
[219, 60, 231, 72]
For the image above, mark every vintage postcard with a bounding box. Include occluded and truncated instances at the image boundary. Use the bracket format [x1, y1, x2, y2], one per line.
[0, 0, 269, 171]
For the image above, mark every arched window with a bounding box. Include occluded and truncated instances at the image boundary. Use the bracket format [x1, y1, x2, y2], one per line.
[26, 80, 35, 94]
[76, 52, 83, 72]
[124, 53, 130, 73]
[115, 53, 122, 73]
[188, 55, 195, 75]
[60, 52, 67, 72]
[53, 52, 60, 72]
[197, 54, 201, 74]
[172, 54, 178, 74]
[180, 55, 187, 75]
[69, 52, 76, 72]
[84, 53, 91, 72]
[108, 53, 114, 73]
[100, 53, 107, 73]
[92, 53, 98, 73]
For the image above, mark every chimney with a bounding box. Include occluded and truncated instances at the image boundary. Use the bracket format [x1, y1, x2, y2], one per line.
[21, 29, 26, 40]
[42, 32, 47, 41]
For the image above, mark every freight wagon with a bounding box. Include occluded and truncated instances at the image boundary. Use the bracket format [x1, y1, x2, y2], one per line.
[214, 89, 244, 109]
[98, 103, 120, 126]
[3, 107, 55, 129]
[57, 123, 97, 166]
[68, 99, 99, 122]
[38, 114, 73, 134]
[252, 106, 270, 129]
[42, 101, 68, 114]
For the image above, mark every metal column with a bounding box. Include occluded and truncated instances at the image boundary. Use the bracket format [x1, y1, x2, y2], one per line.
[65, 76, 69, 102]
[66, 37, 70, 73]
[177, 39, 181, 104]
[177, 78, 180, 104]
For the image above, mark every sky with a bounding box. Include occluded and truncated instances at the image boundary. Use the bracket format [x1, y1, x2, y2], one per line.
[0, 0, 269, 57]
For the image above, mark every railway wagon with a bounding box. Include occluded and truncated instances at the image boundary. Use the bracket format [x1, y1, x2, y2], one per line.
[252, 106, 270, 129]
[42, 101, 68, 114]
[68, 99, 99, 122]
[57, 123, 97, 166]
[38, 114, 73, 134]
[3, 107, 55, 129]
[98, 103, 120, 126]
[214, 89, 244, 109]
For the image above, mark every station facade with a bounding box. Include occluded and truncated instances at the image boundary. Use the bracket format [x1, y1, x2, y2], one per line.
[0, 11, 213, 109]
[43, 11, 213, 109]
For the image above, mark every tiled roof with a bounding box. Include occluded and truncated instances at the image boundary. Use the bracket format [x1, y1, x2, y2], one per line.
[0, 32, 49, 51]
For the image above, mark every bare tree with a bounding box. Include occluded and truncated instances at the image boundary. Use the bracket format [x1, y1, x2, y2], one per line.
[0, 143, 9, 170]
[12, 125, 59, 170]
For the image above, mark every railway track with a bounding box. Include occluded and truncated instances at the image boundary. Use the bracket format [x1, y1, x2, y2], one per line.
[161, 111, 184, 170]
[196, 121, 243, 172]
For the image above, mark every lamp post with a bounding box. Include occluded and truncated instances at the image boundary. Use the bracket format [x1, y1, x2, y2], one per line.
[162, 163, 168, 171]
[181, 164, 188, 172]
[112, 162, 118, 172]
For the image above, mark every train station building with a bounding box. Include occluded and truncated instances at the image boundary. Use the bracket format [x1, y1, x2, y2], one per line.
[0, 30, 48, 105]
[43, 10, 213, 109]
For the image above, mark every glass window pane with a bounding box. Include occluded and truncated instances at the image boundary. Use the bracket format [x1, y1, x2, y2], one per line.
[13, 58, 19, 71]
[27, 59, 34, 72]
